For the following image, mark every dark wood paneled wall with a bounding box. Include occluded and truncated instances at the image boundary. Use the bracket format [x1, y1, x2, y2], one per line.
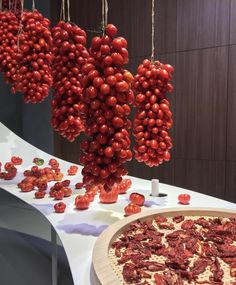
[52, 0, 236, 202]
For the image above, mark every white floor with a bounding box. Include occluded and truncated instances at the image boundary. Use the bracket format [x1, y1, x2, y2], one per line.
[0, 190, 74, 285]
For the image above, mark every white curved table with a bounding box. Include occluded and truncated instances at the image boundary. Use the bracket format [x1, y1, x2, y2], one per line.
[0, 122, 235, 285]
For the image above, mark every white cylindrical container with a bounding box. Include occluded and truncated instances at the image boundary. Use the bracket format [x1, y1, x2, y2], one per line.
[151, 179, 159, 196]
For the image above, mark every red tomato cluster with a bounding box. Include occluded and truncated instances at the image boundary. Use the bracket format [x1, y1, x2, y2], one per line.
[2, 0, 21, 11]
[10, 10, 53, 103]
[51, 21, 91, 141]
[132, 59, 174, 167]
[0, 11, 19, 84]
[0, 161, 17, 180]
[113, 178, 132, 194]
[49, 180, 72, 199]
[79, 24, 134, 191]
[17, 159, 64, 192]
[124, 192, 145, 216]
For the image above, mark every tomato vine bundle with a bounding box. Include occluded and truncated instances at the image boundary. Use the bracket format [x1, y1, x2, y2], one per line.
[133, 59, 174, 167]
[51, 21, 90, 141]
[2, 0, 21, 11]
[11, 9, 53, 103]
[79, 24, 134, 191]
[0, 10, 20, 84]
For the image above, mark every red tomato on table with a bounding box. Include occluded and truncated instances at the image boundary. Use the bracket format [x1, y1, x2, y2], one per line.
[129, 192, 145, 206]
[178, 194, 191, 205]
[124, 203, 141, 216]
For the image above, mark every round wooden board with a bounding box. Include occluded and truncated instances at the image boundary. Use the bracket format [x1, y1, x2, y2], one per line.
[92, 207, 236, 285]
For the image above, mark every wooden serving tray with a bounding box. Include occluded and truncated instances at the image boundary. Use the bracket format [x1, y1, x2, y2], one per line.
[92, 207, 236, 285]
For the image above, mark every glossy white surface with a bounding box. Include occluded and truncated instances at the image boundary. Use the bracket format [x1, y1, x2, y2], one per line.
[0, 122, 235, 285]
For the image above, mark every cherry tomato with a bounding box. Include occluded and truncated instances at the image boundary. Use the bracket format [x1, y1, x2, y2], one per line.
[35, 191, 46, 199]
[11, 156, 23, 165]
[129, 192, 145, 206]
[75, 195, 90, 210]
[54, 202, 66, 213]
[33, 157, 44, 166]
[54, 190, 64, 200]
[99, 188, 118, 204]
[63, 187, 72, 197]
[178, 194, 191, 205]
[105, 24, 118, 37]
[67, 165, 78, 175]
[124, 203, 141, 216]
[75, 182, 83, 189]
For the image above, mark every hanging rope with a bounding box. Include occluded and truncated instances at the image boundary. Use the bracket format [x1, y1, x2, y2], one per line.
[67, 0, 70, 22]
[104, 0, 108, 26]
[32, 0, 35, 10]
[151, 0, 155, 62]
[17, 0, 24, 50]
[101, 0, 105, 33]
[60, 0, 65, 21]
[0, 0, 2, 11]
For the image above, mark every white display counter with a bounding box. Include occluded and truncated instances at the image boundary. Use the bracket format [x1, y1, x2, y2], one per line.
[0, 122, 235, 285]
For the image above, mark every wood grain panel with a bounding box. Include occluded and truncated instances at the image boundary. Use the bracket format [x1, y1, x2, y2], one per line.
[177, 0, 230, 51]
[107, 0, 151, 58]
[156, 0, 177, 54]
[54, 133, 83, 164]
[230, 0, 236, 44]
[175, 159, 225, 199]
[175, 47, 228, 160]
[227, 45, 236, 160]
[225, 161, 236, 202]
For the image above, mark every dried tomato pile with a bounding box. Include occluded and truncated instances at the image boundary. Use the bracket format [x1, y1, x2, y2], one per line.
[132, 59, 174, 167]
[79, 24, 134, 191]
[111, 215, 236, 284]
[51, 21, 90, 141]
[11, 10, 53, 103]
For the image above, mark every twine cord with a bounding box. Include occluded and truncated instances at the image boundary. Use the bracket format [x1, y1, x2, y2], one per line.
[32, 0, 35, 10]
[60, 0, 65, 21]
[17, 0, 24, 51]
[151, 0, 155, 62]
[0, 0, 2, 11]
[104, 0, 108, 26]
[67, 0, 70, 22]
[101, 0, 105, 33]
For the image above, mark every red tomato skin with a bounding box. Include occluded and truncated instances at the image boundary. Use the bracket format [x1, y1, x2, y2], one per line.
[178, 194, 191, 205]
[75, 195, 90, 210]
[129, 192, 145, 206]
[124, 203, 141, 216]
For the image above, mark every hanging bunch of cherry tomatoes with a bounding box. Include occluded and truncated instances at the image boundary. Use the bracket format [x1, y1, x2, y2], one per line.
[11, 9, 53, 103]
[79, 24, 134, 191]
[2, 0, 21, 11]
[51, 21, 91, 141]
[132, 59, 174, 167]
[0, 10, 20, 83]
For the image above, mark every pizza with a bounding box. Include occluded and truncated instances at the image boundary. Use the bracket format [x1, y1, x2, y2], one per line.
[110, 215, 236, 285]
